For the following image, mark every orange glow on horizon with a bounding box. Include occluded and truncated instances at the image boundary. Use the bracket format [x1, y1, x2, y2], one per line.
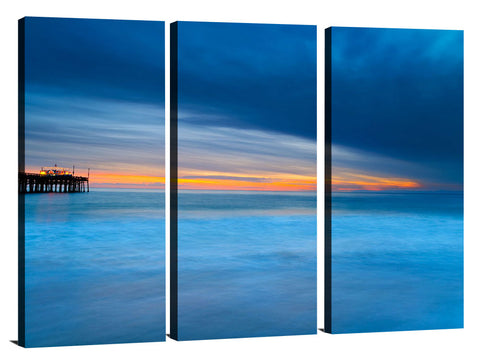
[178, 176, 316, 191]
[331, 171, 421, 191]
[90, 173, 165, 189]
[26, 167, 315, 191]
[28, 166, 416, 192]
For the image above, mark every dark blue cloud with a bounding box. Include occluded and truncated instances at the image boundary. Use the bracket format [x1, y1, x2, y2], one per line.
[331, 27, 463, 188]
[177, 21, 316, 140]
[25, 17, 165, 106]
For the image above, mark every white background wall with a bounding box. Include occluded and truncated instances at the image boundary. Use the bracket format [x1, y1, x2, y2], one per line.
[0, 0, 478, 359]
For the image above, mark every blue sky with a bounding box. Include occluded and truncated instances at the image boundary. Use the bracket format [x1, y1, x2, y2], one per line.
[24, 17, 165, 187]
[176, 22, 317, 191]
[330, 27, 463, 191]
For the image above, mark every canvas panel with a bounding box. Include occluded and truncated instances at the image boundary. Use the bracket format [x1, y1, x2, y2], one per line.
[325, 26, 463, 333]
[18, 17, 166, 347]
[171, 21, 317, 341]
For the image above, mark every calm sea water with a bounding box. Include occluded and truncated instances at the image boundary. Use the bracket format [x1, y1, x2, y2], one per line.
[24, 189, 165, 347]
[177, 191, 317, 340]
[331, 192, 463, 333]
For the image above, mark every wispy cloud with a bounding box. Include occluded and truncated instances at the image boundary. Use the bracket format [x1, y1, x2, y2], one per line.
[331, 144, 462, 191]
[178, 118, 316, 191]
[25, 91, 165, 180]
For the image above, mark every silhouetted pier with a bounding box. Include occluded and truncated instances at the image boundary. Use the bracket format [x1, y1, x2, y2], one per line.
[19, 173, 89, 193]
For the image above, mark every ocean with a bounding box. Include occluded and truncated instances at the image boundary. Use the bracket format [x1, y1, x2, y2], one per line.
[24, 189, 460, 342]
[177, 190, 317, 340]
[24, 189, 165, 347]
[331, 191, 463, 333]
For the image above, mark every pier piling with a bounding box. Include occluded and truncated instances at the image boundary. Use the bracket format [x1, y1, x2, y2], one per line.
[19, 173, 89, 194]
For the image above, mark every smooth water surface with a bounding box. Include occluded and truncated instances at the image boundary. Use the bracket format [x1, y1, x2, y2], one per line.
[177, 191, 317, 340]
[331, 192, 463, 333]
[25, 189, 165, 347]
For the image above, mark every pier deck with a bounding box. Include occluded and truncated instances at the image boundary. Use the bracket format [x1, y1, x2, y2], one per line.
[19, 173, 89, 193]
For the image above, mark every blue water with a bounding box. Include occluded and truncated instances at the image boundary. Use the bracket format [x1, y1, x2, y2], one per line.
[24, 189, 165, 347]
[331, 192, 463, 333]
[177, 191, 317, 340]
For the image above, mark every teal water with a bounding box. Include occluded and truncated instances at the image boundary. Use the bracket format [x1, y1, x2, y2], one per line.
[177, 191, 317, 340]
[331, 192, 463, 333]
[24, 189, 165, 347]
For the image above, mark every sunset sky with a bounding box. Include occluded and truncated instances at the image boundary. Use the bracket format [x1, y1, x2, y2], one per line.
[330, 27, 463, 192]
[176, 22, 317, 191]
[24, 17, 165, 189]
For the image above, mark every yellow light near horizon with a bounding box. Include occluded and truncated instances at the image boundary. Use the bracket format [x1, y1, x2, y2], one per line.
[178, 177, 316, 191]
[28, 167, 316, 191]
[331, 171, 421, 191]
[90, 173, 165, 188]
[179, 170, 316, 182]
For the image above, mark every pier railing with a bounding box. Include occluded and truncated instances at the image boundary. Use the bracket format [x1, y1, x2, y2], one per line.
[19, 172, 89, 193]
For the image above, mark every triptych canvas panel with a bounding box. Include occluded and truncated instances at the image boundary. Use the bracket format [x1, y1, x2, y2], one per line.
[18, 17, 463, 347]
[19, 17, 166, 347]
[170, 21, 317, 340]
[325, 27, 463, 334]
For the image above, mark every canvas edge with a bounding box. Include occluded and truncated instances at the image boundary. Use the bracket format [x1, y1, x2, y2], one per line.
[324, 26, 332, 335]
[18, 16, 26, 348]
[169, 20, 179, 341]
